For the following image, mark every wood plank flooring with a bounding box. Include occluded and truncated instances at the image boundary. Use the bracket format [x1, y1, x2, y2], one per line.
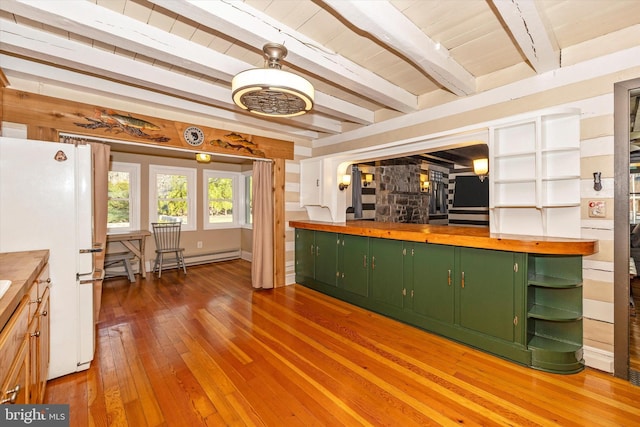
[631, 278, 640, 372]
[45, 260, 640, 426]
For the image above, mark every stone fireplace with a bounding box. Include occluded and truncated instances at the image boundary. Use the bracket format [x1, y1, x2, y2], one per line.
[375, 158, 429, 224]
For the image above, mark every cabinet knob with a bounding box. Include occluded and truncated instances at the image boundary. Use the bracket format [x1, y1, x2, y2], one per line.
[1, 385, 21, 404]
[41, 310, 48, 317]
[31, 331, 40, 338]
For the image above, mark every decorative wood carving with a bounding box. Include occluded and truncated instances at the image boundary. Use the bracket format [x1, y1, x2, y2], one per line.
[1, 89, 294, 160]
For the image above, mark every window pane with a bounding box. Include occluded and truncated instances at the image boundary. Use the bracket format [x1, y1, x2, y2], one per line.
[108, 171, 130, 228]
[208, 177, 233, 223]
[157, 173, 188, 224]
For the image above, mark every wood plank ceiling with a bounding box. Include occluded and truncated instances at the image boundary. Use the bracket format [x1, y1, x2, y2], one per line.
[0, 0, 639, 147]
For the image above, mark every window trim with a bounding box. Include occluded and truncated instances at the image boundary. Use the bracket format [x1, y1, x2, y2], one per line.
[241, 171, 253, 229]
[107, 161, 140, 233]
[149, 164, 197, 231]
[203, 170, 240, 230]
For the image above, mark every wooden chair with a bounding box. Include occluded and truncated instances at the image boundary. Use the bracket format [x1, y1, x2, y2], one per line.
[151, 222, 187, 278]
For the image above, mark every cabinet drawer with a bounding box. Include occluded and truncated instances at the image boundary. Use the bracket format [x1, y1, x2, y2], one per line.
[28, 264, 50, 319]
[1, 339, 28, 405]
[0, 298, 29, 386]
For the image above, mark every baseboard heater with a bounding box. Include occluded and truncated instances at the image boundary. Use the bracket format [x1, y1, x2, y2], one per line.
[159, 249, 242, 269]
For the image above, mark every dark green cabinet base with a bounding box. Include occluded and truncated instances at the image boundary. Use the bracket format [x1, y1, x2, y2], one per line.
[295, 229, 584, 374]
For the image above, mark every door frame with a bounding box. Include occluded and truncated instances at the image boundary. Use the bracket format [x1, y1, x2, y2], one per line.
[613, 77, 640, 378]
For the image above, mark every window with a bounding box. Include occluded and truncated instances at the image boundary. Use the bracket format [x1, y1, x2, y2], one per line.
[149, 165, 196, 231]
[243, 172, 253, 227]
[107, 162, 140, 232]
[203, 171, 239, 229]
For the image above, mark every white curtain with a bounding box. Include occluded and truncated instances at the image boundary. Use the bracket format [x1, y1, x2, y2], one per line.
[251, 161, 274, 289]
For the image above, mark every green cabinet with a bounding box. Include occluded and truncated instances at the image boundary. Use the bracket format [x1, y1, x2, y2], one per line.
[294, 228, 582, 373]
[337, 234, 369, 297]
[294, 228, 314, 281]
[409, 244, 527, 363]
[294, 229, 338, 286]
[457, 247, 521, 343]
[370, 238, 405, 309]
[526, 254, 583, 373]
[411, 243, 455, 324]
[314, 231, 338, 286]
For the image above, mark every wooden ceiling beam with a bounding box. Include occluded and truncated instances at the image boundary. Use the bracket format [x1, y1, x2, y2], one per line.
[321, 0, 476, 96]
[0, 0, 373, 126]
[0, 55, 323, 140]
[0, 20, 342, 136]
[149, 0, 417, 114]
[490, 0, 559, 73]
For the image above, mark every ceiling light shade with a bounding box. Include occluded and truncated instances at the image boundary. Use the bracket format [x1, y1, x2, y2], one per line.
[195, 153, 211, 163]
[232, 43, 314, 117]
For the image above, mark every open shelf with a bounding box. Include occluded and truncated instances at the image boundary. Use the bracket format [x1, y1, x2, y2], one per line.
[527, 334, 581, 352]
[489, 110, 580, 238]
[528, 273, 580, 288]
[527, 304, 581, 321]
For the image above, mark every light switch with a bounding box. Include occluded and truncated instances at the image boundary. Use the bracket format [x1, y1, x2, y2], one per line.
[588, 200, 606, 218]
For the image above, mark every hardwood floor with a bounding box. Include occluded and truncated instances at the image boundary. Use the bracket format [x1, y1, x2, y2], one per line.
[45, 260, 640, 426]
[631, 278, 640, 372]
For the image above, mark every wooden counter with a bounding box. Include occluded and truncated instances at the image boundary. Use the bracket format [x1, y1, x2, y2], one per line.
[0, 250, 49, 332]
[289, 220, 598, 256]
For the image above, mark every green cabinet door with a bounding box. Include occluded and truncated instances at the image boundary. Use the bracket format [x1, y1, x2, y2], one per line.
[370, 238, 404, 309]
[314, 231, 338, 286]
[295, 229, 315, 280]
[338, 234, 369, 296]
[457, 247, 515, 342]
[412, 243, 455, 323]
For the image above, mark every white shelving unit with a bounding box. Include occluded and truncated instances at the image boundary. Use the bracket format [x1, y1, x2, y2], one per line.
[490, 110, 580, 238]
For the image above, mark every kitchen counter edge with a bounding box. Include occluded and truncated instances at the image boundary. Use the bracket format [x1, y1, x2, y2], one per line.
[289, 221, 598, 256]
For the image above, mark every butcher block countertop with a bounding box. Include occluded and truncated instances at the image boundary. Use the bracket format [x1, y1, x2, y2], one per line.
[0, 250, 49, 332]
[289, 220, 598, 256]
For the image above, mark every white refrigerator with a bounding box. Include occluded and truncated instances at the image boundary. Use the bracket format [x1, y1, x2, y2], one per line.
[0, 136, 100, 379]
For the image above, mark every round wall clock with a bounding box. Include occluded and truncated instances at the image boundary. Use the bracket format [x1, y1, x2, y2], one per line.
[183, 126, 205, 146]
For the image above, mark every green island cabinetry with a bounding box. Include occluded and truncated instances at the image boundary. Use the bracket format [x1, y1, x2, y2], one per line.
[527, 254, 583, 373]
[292, 222, 596, 374]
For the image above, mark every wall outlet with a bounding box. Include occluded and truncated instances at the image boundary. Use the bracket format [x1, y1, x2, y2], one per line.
[197, 241, 203, 249]
[588, 200, 606, 218]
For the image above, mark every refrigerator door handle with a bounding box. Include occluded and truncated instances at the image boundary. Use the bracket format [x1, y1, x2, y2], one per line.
[78, 269, 104, 284]
[79, 242, 103, 254]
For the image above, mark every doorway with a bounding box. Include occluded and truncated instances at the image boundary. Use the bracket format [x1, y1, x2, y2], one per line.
[614, 78, 640, 382]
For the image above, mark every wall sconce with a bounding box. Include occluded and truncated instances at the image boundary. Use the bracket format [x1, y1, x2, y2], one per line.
[339, 174, 351, 191]
[593, 172, 602, 191]
[362, 173, 374, 187]
[195, 153, 211, 163]
[420, 174, 430, 192]
[473, 158, 489, 182]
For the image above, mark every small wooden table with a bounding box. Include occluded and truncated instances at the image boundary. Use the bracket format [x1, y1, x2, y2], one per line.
[106, 230, 151, 279]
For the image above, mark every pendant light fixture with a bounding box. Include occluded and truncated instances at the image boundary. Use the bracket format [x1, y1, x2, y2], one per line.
[231, 43, 314, 117]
